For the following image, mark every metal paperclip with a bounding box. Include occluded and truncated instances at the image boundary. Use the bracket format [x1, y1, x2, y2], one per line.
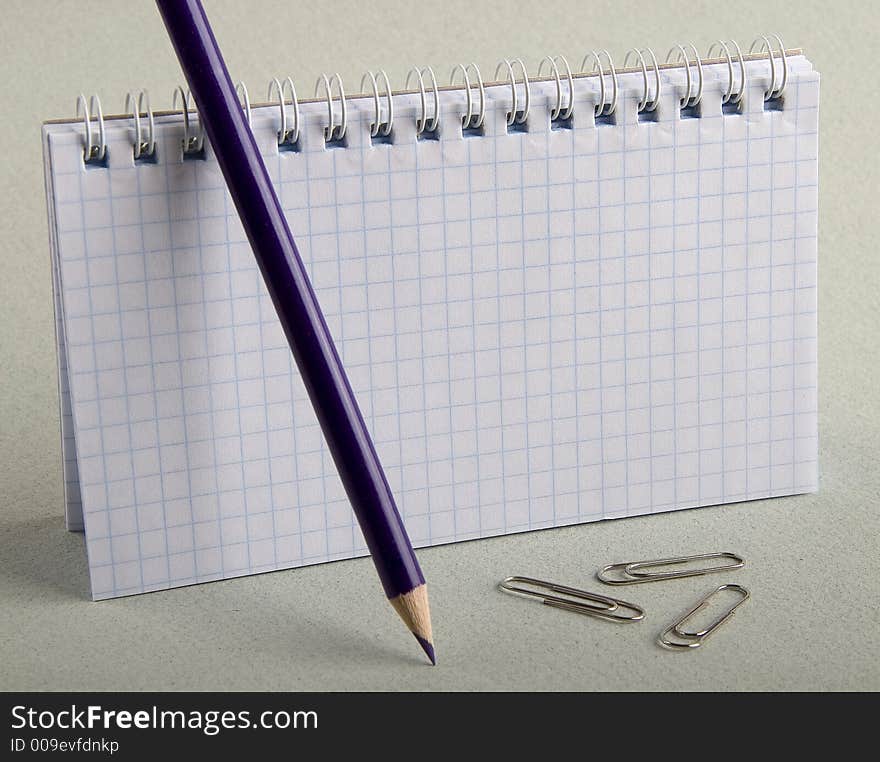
[597, 552, 744, 585]
[499, 576, 644, 623]
[658, 584, 750, 650]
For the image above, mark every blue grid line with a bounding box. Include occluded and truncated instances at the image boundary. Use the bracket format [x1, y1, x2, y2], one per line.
[108, 153, 145, 590]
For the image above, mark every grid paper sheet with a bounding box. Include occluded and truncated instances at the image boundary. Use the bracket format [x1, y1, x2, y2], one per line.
[44, 55, 819, 599]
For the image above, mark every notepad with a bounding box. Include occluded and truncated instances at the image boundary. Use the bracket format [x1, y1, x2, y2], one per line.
[43, 45, 819, 599]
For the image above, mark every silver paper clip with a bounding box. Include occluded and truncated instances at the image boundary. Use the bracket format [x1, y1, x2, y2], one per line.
[499, 576, 644, 623]
[658, 584, 750, 650]
[597, 552, 744, 585]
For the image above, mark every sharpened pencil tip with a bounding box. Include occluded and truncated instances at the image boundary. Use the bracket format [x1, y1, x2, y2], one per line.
[414, 634, 436, 665]
[390, 584, 435, 663]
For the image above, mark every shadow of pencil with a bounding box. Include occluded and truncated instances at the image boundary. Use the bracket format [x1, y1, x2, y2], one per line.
[0, 517, 423, 672]
[121, 569, 425, 677]
[0, 515, 91, 600]
[195, 609, 421, 678]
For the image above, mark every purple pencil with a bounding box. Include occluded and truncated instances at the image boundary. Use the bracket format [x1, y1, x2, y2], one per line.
[155, 0, 435, 664]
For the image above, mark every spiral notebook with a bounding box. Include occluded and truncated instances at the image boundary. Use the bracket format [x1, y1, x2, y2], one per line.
[43, 39, 819, 599]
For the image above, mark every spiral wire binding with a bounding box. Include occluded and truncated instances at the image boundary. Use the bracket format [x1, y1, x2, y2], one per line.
[76, 93, 107, 163]
[537, 55, 574, 122]
[77, 36, 796, 162]
[750, 33, 788, 99]
[172, 86, 204, 154]
[450, 63, 486, 129]
[123, 90, 156, 161]
[360, 70, 394, 137]
[409, 67, 440, 135]
[706, 40, 746, 106]
[494, 58, 530, 126]
[622, 48, 661, 114]
[315, 73, 347, 142]
[580, 50, 618, 116]
[235, 81, 252, 126]
[667, 43, 704, 108]
[404, 66, 440, 136]
[268, 77, 301, 147]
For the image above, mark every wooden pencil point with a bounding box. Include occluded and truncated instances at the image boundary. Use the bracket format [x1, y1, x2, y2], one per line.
[390, 584, 435, 662]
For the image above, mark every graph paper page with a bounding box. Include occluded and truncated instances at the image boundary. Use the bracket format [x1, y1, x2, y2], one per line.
[45, 55, 819, 599]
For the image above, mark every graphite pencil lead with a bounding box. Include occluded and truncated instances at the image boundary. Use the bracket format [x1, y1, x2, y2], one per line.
[414, 634, 436, 665]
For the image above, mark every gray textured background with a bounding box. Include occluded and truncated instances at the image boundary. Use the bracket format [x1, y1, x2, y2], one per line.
[1, 0, 877, 690]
